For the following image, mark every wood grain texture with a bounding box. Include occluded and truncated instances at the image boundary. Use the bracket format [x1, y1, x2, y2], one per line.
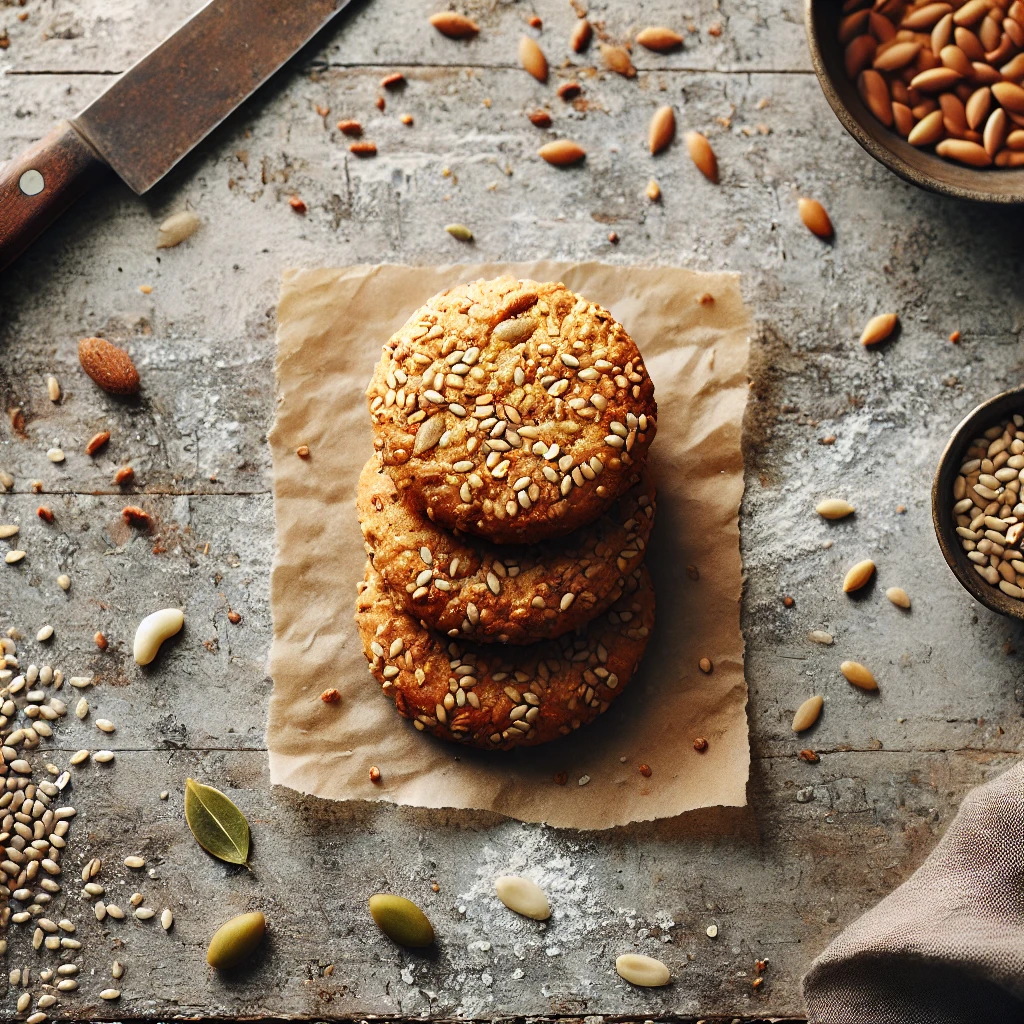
[0, 0, 1023, 1020]
[0, 120, 107, 272]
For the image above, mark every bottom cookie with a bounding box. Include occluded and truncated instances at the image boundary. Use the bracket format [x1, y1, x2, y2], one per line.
[355, 560, 655, 750]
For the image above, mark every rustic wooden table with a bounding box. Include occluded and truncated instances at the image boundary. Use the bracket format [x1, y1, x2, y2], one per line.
[1, 0, 1022, 1020]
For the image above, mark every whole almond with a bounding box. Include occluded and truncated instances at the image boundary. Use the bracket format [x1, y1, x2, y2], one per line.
[940, 43, 972, 76]
[841, 661, 878, 691]
[843, 559, 876, 593]
[78, 338, 140, 396]
[648, 105, 676, 154]
[908, 108, 945, 146]
[792, 695, 824, 733]
[636, 26, 684, 51]
[984, 107, 1008, 156]
[1008, 129, 1024, 150]
[519, 36, 547, 82]
[873, 40, 920, 71]
[935, 138, 992, 165]
[798, 197, 833, 239]
[909, 66, 963, 91]
[860, 313, 898, 346]
[858, 69, 893, 126]
[902, 3, 954, 30]
[349, 141, 378, 157]
[886, 587, 911, 608]
[684, 131, 718, 182]
[845, 34, 878, 78]
[570, 19, 592, 52]
[954, 0, 992, 27]
[600, 43, 636, 77]
[839, 10, 869, 44]
[993, 80, 1024, 112]
[965, 86, 992, 129]
[815, 499, 855, 520]
[429, 11, 479, 39]
[538, 140, 586, 166]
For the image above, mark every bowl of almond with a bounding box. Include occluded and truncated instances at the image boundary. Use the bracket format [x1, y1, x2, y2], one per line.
[933, 387, 1024, 619]
[806, 0, 1024, 204]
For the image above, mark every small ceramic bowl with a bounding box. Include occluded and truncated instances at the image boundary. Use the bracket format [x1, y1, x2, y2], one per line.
[932, 387, 1024, 619]
[805, 0, 1024, 205]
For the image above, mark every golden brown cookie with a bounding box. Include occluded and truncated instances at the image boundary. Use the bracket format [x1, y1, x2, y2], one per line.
[366, 276, 657, 544]
[356, 561, 655, 750]
[358, 456, 656, 644]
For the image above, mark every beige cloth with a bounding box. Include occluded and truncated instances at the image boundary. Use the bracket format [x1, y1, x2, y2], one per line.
[267, 262, 753, 829]
[803, 762, 1024, 1023]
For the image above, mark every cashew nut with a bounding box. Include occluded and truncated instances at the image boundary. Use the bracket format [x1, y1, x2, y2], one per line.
[133, 609, 184, 665]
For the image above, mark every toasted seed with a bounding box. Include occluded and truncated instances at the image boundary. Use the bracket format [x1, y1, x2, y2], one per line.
[860, 312, 899, 346]
[841, 660, 878, 691]
[600, 43, 636, 76]
[0, 524, 17, 539]
[100, 989, 121, 1000]
[648, 105, 676, 154]
[124, 856, 145, 869]
[157, 211, 201, 248]
[636, 26, 684, 51]
[808, 630, 834, 645]
[518, 35, 548, 81]
[94, 750, 115, 763]
[494, 876, 551, 920]
[75, 699, 88, 719]
[445, 223, 473, 242]
[161, 908, 173, 930]
[368, 894, 434, 947]
[85, 431, 110, 456]
[615, 953, 670, 987]
[798, 197, 833, 238]
[570, 18, 592, 52]
[134, 907, 156, 920]
[538, 140, 586, 166]
[683, 131, 718, 182]
[843, 559, 876, 593]
[95, 718, 115, 733]
[792, 696, 824, 732]
[935, 138, 993, 165]
[816, 499, 855, 520]
[429, 11, 478, 38]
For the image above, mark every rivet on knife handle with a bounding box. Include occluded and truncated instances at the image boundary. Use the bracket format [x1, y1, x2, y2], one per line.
[0, 120, 108, 274]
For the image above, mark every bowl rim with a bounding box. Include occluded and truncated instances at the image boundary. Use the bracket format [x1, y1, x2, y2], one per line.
[804, 0, 1024, 205]
[932, 386, 1024, 620]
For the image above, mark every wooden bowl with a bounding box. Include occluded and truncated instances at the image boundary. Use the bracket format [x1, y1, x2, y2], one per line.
[932, 387, 1024, 619]
[805, 1, 1024, 205]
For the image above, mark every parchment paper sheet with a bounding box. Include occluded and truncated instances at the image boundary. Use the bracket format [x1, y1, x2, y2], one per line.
[267, 263, 752, 829]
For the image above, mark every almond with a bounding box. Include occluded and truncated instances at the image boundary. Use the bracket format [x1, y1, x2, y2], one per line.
[684, 131, 718, 182]
[845, 34, 878, 78]
[858, 69, 893, 126]
[860, 313, 899, 346]
[843, 559, 876, 593]
[935, 138, 992, 165]
[908, 108, 945, 145]
[909, 66, 963, 91]
[792, 695, 824, 733]
[636, 26, 684, 51]
[336, 119, 362, 136]
[648, 105, 676, 154]
[429, 11, 478, 38]
[873, 40, 920, 71]
[78, 338, 140, 396]
[798, 197, 834, 239]
[600, 43, 636, 77]
[570, 19, 592, 52]
[349, 141, 377, 156]
[993, 80, 1024, 112]
[840, 661, 878, 691]
[901, 2, 954, 30]
[538, 140, 586, 166]
[518, 35, 548, 82]
[113, 466, 134, 486]
[984, 107, 1008, 156]
[965, 86, 992, 128]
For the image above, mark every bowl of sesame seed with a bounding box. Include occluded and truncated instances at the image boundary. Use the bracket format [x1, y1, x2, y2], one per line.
[933, 386, 1024, 619]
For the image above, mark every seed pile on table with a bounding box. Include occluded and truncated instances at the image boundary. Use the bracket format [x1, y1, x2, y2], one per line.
[839, 0, 1024, 169]
[951, 413, 1024, 598]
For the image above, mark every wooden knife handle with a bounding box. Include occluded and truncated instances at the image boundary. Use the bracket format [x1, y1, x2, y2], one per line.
[0, 121, 108, 274]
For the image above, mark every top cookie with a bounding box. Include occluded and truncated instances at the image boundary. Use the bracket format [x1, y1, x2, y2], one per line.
[366, 276, 658, 544]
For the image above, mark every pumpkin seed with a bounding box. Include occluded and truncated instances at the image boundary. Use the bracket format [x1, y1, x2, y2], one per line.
[444, 224, 473, 242]
[648, 105, 676, 154]
[100, 989, 121, 1000]
[184, 778, 250, 865]
[518, 35, 548, 81]
[798, 197, 833, 238]
[494, 876, 550, 920]
[207, 911, 266, 969]
[615, 953, 670, 987]
[368, 893, 434, 947]
[538, 140, 586, 166]
[841, 660, 878, 690]
[636, 26, 683, 51]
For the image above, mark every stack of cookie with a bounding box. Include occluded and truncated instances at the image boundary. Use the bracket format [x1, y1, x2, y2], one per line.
[355, 276, 659, 750]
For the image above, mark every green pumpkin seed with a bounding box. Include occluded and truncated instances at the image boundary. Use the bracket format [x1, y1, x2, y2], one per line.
[368, 894, 434, 947]
[184, 779, 250, 865]
[445, 223, 473, 242]
[207, 911, 266, 969]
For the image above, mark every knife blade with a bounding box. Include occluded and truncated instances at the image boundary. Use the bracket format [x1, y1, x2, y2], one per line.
[0, 0, 353, 272]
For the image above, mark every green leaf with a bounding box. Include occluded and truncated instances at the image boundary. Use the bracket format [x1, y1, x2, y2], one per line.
[184, 778, 250, 866]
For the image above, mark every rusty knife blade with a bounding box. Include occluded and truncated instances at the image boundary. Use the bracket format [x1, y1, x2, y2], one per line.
[74, 0, 351, 194]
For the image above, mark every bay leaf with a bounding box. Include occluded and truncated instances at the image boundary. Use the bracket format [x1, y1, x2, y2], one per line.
[184, 778, 250, 865]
